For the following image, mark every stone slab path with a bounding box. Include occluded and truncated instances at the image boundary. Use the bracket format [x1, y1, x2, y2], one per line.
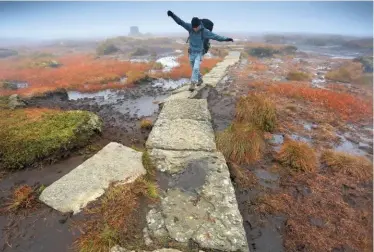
[39, 142, 146, 214]
[163, 51, 241, 102]
[143, 51, 249, 252]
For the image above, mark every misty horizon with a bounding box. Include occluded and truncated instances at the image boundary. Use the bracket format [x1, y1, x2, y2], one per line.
[1, 1, 373, 40]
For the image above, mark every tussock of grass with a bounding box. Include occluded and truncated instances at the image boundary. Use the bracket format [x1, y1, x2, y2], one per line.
[235, 93, 277, 132]
[321, 150, 372, 181]
[141, 151, 156, 179]
[217, 123, 265, 165]
[325, 62, 363, 83]
[2, 185, 38, 213]
[0, 108, 101, 170]
[74, 178, 157, 252]
[286, 71, 311, 81]
[255, 172, 373, 252]
[277, 139, 317, 173]
[140, 119, 153, 130]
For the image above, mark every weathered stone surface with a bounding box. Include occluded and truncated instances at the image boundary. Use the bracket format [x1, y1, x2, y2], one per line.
[149, 149, 218, 174]
[8, 94, 26, 109]
[39, 142, 146, 214]
[158, 99, 211, 122]
[164, 90, 193, 101]
[110, 246, 189, 252]
[146, 152, 249, 252]
[146, 119, 216, 151]
[146, 208, 168, 238]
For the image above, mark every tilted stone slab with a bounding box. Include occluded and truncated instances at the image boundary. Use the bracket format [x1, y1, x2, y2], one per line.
[158, 99, 211, 122]
[146, 151, 249, 252]
[39, 142, 146, 214]
[146, 119, 216, 151]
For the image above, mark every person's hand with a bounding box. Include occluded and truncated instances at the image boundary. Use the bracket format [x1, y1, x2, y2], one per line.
[167, 10, 174, 17]
[226, 38, 234, 42]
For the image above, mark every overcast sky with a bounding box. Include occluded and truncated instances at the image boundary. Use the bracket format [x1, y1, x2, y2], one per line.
[0, 1, 373, 39]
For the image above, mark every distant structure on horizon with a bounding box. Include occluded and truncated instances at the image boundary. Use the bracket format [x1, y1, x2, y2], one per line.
[129, 26, 141, 36]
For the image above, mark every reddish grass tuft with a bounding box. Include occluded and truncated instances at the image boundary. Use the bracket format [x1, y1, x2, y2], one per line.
[325, 61, 363, 83]
[277, 139, 317, 173]
[2, 185, 38, 213]
[73, 178, 158, 252]
[216, 123, 265, 165]
[235, 93, 277, 132]
[268, 83, 373, 122]
[321, 150, 373, 181]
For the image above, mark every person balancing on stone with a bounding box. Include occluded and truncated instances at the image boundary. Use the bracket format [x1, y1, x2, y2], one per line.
[167, 10, 234, 91]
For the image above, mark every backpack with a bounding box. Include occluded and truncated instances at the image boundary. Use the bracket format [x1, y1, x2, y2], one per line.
[186, 18, 214, 55]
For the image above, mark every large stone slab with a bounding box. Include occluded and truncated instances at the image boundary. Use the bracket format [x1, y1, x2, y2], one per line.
[39, 142, 146, 214]
[146, 151, 249, 252]
[146, 119, 216, 151]
[149, 149, 219, 174]
[158, 99, 211, 122]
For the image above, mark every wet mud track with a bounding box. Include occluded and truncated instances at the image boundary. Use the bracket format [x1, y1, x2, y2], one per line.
[204, 84, 285, 252]
[0, 81, 177, 252]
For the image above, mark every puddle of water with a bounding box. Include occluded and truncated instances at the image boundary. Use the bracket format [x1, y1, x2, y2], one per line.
[171, 161, 207, 192]
[112, 94, 168, 118]
[302, 122, 317, 131]
[120, 76, 127, 84]
[311, 78, 327, 89]
[2, 81, 29, 90]
[335, 135, 367, 156]
[156, 56, 180, 72]
[67, 89, 115, 101]
[290, 134, 312, 144]
[152, 78, 189, 90]
[67, 89, 168, 118]
[269, 134, 284, 145]
[130, 59, 149, 63]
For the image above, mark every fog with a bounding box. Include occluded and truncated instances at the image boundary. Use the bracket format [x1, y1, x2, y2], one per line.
[1, 1, 373, 42]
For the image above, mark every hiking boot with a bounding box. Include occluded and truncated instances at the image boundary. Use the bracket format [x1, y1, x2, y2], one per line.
[197, 78, 203, 86]
[189, 82, 196, 92]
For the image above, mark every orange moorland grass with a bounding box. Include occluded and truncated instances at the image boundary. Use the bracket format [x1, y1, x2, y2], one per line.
[73, 178, 159, 252]
[235, 93, 277, 132]
[277, 139, 317, 173]
[321, 150, 373, 181]
[216, 123, 265, 165]
[0, 54, 154, 97]
[325, 61, 363, 83]
[255, 172, 373, 252]
[1, 185, 39, 213]
[267, 83, 373, 121]
[74, 150, 159, 252]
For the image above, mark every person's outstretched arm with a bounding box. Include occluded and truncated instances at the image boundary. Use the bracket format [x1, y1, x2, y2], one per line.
[203, 29, 233, 42]
[167, 10, 191, 32]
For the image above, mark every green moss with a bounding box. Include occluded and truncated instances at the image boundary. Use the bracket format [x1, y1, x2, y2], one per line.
[0, 108, 102, 170]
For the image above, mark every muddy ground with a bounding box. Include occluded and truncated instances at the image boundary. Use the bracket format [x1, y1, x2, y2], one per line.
[0, 78, 189, 252]
[204, 52, 373, 252]
[202, 69, 286, 252]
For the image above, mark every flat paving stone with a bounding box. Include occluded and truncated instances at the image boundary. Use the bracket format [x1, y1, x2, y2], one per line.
[39, 142, 145, 214]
